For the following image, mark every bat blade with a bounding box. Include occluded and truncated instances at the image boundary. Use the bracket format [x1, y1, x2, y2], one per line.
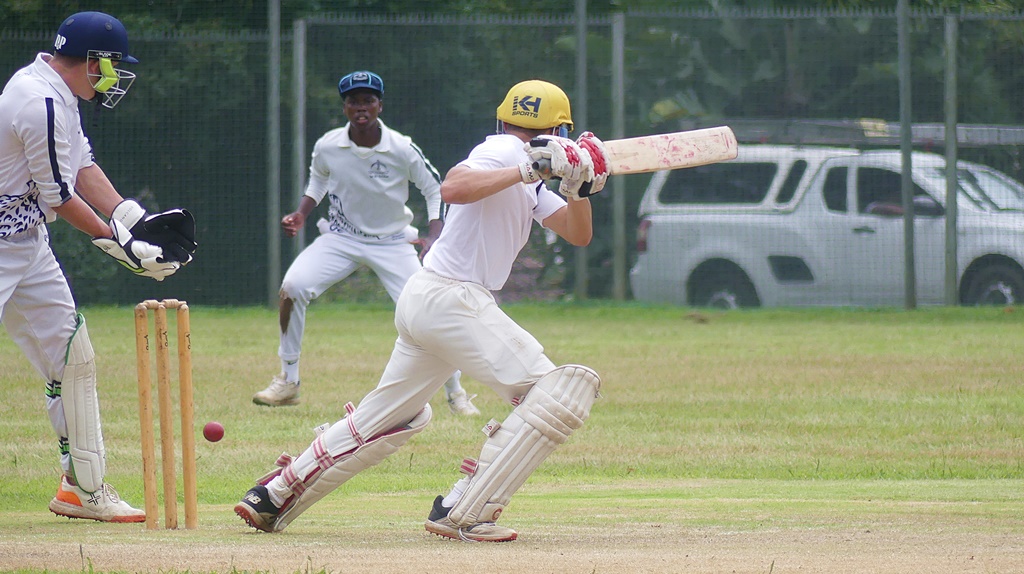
[603, 126, 738, 175]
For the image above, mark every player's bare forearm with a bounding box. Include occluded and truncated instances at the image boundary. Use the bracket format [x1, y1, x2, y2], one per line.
[282, 196, 317, 237]
[74, 164, 123, 217]
[420, 218, 444, 260]
[441, 165, 524, 204]
[544, 199, 593, 247]
[54, 195, 111, 238]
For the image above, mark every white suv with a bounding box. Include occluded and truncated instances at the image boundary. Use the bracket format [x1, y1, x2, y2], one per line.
[629, 144, 1024, 308]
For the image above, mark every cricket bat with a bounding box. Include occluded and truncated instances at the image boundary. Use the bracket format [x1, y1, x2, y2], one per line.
[602, 126, 738, 174]
[534, 126, 738, 178]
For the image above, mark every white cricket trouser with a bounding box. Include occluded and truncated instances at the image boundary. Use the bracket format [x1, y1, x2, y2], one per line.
[271, 269, 555, 498]
[0, 226, 92, 477]
[278, 230, 422, 364]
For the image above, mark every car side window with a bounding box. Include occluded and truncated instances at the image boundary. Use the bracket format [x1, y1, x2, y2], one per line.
[657, 162, 778, 204]
[774, 160, 807, 204]
[858, 167, 939, 217]
[858, 168, 904, 215]
[823, 167, 848, 212]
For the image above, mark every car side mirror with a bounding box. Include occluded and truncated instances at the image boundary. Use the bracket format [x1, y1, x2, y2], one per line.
[913, 195, 945, 217]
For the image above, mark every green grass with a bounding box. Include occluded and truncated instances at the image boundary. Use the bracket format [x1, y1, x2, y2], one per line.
[2, 302, 1023, 571]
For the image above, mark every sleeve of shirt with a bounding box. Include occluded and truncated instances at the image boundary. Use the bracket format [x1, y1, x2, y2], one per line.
[459, 140, 507, 171]
[405, 138, 443, 221]
[13, 97, 76, 208]
[534, 184, 567, 225]
[303, 139, 330, 205]
[78, 136, 95, 169]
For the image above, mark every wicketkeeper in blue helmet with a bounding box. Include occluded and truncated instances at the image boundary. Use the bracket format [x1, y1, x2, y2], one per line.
[53, 11, 139, 109]
[0, 10, 198, 523]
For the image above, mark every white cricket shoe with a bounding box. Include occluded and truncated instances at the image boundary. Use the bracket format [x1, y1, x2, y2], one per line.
[48, 475, 145, 523]
[447, 389, 480, 416]
[424, 495, 517, 542]
[253, 374, 301, 406]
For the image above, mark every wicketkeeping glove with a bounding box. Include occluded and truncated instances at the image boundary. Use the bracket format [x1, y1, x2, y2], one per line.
[92, 218, 181, 281]
[109, 199, 197, 264]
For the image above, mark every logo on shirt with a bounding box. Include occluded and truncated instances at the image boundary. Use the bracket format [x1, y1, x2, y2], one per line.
[511, 96, 541, 120]
[368, 160, 390, 180]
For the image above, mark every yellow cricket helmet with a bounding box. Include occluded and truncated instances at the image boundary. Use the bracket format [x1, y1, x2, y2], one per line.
[496, 80, 573, 132]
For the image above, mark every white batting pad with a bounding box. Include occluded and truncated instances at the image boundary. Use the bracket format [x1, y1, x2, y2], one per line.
[61, 315, 106, 492]
[272, 404, 433, 531]
[448, 364, 600, 527]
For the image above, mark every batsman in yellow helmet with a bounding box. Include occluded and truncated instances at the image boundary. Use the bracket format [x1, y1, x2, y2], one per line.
[233, 78, 609, 543]
[495, 79, 574, 135]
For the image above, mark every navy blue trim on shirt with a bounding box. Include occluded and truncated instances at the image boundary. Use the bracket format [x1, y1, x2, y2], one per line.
[44, 98, 71, 203]
[409, 141, 441, 184]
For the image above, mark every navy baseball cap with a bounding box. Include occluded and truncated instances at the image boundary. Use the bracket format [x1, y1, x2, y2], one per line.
[54, 11, 138, 64]
[338, 71, 384, 98]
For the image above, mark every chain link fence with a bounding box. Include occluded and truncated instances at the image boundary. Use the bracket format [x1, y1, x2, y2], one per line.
[3, 9, 1022, 306]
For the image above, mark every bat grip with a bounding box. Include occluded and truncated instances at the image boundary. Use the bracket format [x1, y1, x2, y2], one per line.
[531, 159, 561, 191]
[532, 158, 552, 179]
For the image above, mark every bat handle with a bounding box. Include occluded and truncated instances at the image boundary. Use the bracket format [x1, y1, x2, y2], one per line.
[531, 159, 562, 191]
[532, 158, 552, 178]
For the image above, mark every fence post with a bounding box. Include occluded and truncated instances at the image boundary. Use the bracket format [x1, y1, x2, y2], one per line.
[611, 11, 627, 301]
[293, 18, 308, 258]
[574, 0, 589, 301]
[944, 14, 959, 306]
[898, 0, 917, 309]
[267, 0, 282, 307]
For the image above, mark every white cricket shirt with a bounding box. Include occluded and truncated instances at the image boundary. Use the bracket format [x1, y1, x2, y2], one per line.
[424, 133, 566, 290]
[304, 119, 442, 240]
[0, 53, 94, 237]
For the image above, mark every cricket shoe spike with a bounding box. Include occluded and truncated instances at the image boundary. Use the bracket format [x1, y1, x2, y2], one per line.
[234, 485, 281, 533]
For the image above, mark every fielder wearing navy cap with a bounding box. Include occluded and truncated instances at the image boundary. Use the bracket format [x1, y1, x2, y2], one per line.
[338, 71, 384, 99]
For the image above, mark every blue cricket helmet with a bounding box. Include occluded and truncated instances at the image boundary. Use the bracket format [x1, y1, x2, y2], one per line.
[54, 11, 138, 64]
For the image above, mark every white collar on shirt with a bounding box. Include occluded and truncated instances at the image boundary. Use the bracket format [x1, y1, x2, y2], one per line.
[32, 53, 78, 107]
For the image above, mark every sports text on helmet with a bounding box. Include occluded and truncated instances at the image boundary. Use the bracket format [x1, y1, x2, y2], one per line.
[338, 71, 384, 98]
[496, 80, 573, 132]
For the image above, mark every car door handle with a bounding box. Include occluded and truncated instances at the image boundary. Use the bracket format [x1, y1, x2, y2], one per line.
[852, 226, 876, 234]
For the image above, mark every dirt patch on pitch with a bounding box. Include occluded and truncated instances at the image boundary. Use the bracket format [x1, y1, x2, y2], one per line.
[2, 522, 1021, 573]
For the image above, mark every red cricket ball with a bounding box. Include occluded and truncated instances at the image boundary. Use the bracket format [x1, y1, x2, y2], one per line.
[203, 421, 224, 442]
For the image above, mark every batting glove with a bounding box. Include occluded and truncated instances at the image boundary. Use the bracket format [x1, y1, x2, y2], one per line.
[526, 135, 599, 200]
[575, 131, 609, 198]
[525, 136, 588, 182]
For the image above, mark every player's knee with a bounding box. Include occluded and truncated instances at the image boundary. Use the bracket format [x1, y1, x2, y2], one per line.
[280, 280, 315, 306]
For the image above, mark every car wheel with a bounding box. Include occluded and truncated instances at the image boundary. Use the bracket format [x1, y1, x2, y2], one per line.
[963, 264, 1024, 306]
[688, 266, 760, 309]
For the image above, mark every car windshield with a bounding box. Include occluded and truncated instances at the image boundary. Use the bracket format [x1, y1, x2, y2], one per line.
[930, 166, 1024, 212]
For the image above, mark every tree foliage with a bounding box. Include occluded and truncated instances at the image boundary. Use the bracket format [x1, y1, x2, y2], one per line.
[5, 0, 1021, 33]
